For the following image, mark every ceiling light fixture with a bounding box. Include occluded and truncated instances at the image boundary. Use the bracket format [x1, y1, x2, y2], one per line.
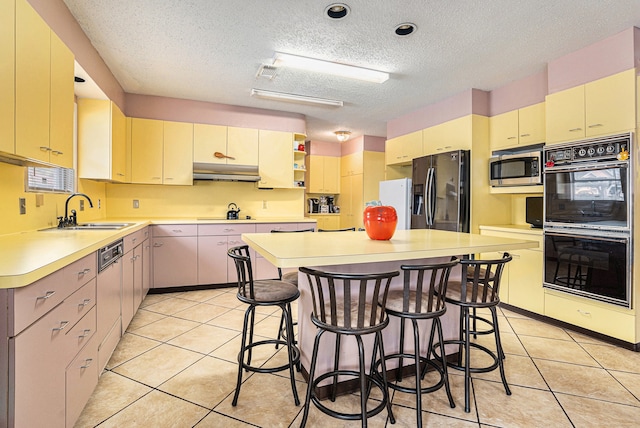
[325, 3, 350, 19]
[273, 52, 389, 83]
[250, 88, 343, 107]
[395, 23, 417, 36]
[334, 130, 351, 142]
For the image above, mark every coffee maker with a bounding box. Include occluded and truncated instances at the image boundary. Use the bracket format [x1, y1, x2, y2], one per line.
[326, 196, 335, 213]
[308, 198, 320, 213]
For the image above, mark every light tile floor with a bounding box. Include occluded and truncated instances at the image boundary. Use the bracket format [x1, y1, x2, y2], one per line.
[75, 288, 640, 427]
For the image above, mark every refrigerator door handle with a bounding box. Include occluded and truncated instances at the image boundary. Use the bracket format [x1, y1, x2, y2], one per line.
[426, 167, 434, 226]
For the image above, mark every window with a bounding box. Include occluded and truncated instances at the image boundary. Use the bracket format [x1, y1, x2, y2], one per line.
[25, 166, 75, 193]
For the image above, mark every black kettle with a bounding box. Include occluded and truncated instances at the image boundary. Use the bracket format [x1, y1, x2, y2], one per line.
[226, 203, 241, 220]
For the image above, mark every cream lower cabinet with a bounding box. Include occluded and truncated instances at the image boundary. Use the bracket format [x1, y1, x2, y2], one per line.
[309, 214, 341, 230]
[479, 227, 544, 315]
[2, 253, 98, 428]
[152, 225, 198, 288]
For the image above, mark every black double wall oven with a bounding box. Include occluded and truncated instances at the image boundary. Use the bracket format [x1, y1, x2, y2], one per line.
[543, 133, 633, 308]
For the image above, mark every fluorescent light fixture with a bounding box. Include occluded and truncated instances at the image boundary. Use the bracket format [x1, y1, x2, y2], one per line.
[250, 88, 343, 107]
[273, 52, 389, 84]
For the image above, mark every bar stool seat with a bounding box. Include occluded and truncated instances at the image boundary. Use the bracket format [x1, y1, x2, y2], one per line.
[299, 267, 399, 427]
[227, 245, 301, 407]
[374, 259, 459, 428]
[434, 253, 512, 412]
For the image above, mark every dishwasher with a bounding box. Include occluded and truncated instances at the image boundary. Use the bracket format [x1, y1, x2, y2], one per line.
[96, 239, 124, 371]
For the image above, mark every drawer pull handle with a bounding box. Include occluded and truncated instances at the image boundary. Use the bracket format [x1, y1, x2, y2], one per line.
[171, 229, 183, 233]
[78, 268, 91, 276]
[507, 136, 517, 140]
[36, 290, 56, 300]
[520, 133, 530, 137]
[217, 241, 226, 245]
[224, 228, 234, 232]
[153, 242, 163, 247]
[78, 298, 91, 308]
[577, 309, 591, 316]
[132, 237, 137, 243]
[79, 329, 92, 338]
[81, 358, 93, 369]
[52, 321, 69, 332]
[588, 123, 603, 128]
[569, 127, 583, 132]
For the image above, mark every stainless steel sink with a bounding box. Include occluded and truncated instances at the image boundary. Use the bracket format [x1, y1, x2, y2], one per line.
[40, 222, 134, 231]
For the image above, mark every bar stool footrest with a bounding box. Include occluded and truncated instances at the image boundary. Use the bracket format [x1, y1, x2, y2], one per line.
[309, 369, 389, 421]
[434, 340, 499, 374]
[374, 353, 447, 395]
[239, 339, 300, 374]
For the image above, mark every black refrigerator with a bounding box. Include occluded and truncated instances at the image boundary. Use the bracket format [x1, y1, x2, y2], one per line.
[410, 150, 470, 232]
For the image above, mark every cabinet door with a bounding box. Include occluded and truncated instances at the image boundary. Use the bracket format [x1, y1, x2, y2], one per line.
[163, 121, 193, 185]
[518, 102, 545, 145]
[507, 249, 544, 314]
[15, 0, 50, 163]
[323, 156, 340, 193]
[340, 174, 363, 229]
[387, 130, 421, 165]
[545, 86, 585, 144]
[427, 116, 472, 154]
[258, 130, 293, 188]
[131, 118, 163, 184]
[121, 248, 136, 331]
[49, 31, 74, 168]
[0, 0, 15, 155]
[227, 127, 258, 165]
[197, 235, 229, 285]
[385, 136, 403, 165]
[133, 245, 144, 313]
[307, 155, 325, 193]
[111, 103, 127, 181]
[152, 236, 198, 287]
[193, 123, 226, 164]
[489, 110, 519, 150]
[585, 69, 636, 137]
[78, 99, 111, 180]
[341, 152, 363, 176]
[141, 238, 151, 298]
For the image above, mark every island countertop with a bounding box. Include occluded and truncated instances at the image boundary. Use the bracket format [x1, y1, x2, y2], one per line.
[241, 228, 539, 268]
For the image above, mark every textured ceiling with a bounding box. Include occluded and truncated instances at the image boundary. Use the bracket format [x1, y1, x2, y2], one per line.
[62, 0, 640, 141]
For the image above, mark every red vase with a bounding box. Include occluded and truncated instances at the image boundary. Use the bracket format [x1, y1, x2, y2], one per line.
[363, 206, 398, 240]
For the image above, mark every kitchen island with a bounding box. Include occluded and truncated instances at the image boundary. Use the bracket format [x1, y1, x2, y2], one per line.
[241, 229, 539, 382]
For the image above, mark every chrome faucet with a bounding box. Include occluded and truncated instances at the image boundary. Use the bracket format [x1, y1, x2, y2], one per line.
[58, 193, 94, 228]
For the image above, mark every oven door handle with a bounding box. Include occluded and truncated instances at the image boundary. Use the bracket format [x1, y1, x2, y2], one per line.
[545, 161, 629, 174]
[544, 230, 629, 243]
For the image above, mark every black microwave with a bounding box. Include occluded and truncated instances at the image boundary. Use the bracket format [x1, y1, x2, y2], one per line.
[489, 151, 543, 187]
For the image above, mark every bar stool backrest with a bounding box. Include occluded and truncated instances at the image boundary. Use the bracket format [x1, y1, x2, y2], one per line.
[228, 245, 256, 300]
[400, 258, 460, 314]
[459, 253, 512, 304]
[300, 267, 399, 333]
[317, 227, 356, 232]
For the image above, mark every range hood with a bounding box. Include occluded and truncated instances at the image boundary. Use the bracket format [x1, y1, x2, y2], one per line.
[193, 162, 261, 182]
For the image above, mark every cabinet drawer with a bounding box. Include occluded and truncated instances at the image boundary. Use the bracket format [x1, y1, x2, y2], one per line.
[66, 334, 98, 428]
[544, 291, 635, 342]
[64, 252, 97, 288]
[256, 222, 299, 233]
[152, 224, 197, 237]
[64, 278, 96, 335]
[123, 227, 148, 252]
[198, 223, 256, 236]
[64, 306, 96, 363]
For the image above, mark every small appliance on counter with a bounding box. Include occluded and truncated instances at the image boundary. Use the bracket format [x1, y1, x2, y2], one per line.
[525, 196, 543, 228]
[308, 198, 320, 213]
[226, 203, 241, 219]
[326, 196, 336, 213]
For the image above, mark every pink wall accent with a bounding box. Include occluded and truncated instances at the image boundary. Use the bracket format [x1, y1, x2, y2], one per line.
[363, 135, 386, 152]
[308, 140, 341, 156]
[387, 89, 489, 139]
[28, 0, 126, 109]
[341, 137, 363, 156]
[548, 27, 638, 94]
[489, 69, 548, 116]
[125, 94, 306, 133]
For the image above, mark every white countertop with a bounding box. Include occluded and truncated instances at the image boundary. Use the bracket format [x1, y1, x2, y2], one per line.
[242, 229, 539, 268]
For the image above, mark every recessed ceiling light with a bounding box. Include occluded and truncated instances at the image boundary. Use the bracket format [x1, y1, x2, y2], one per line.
[395, 23, 416, 36]
[325, 3, 350, 19]
[273, 52, 389, 83]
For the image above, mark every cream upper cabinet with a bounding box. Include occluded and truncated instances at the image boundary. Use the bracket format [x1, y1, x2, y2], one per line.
[163, 121, 193, 185]
[49, 31, 74, 169]
[0, 0, 15, 155]
[78, 99, 127, 182]
[15, 0, 50, 164]
[193, 123, 227, 164]
[341, 152, 363, 176]
[546, 69, 636, 144]
[385, 130, 422, 165]
[258, 130, 294, 189]
[227, 127, 259, 166]
[308, 155, 340, 194]
[131, 118, 163, 184]
[424, 116, 473, 155]
[490, 103, 545, 151]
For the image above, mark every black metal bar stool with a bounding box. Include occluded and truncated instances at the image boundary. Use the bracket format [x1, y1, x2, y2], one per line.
[435, 253, 512, 412]
[227, 245, 301, 406]
[317, 227, 356, 232]
[374, 259, 459, 427]
[299, 267, 399, 427]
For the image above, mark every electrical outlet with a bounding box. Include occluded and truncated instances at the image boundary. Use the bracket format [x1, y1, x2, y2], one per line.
[35, 193, 44, 207]
[262, 200, 267, 209]
[79, 200, 85, 211]
[133, 199, 139, 209]
[98, 199, 101, 209]
[19, 198, 26, 215]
